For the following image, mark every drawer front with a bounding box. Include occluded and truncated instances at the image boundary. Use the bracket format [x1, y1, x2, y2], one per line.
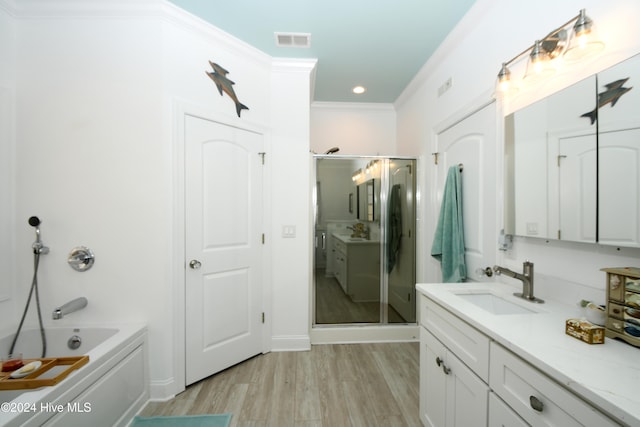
[489, 392, 528, 427]
[489, 342, 618, 427]
[422, 295, 490, 381]
[608, 302, 625, 319]
[607, 273, 624, 302]
[607, 317, 640, 340]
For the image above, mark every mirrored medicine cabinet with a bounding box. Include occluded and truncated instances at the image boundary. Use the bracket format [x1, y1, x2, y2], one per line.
[505, 53, 640, 247]
[357, 179, 377, 221]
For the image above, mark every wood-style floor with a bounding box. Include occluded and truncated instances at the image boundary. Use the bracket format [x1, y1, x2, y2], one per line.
[141, 342, 421, 427]
[315, 269, 406, 324]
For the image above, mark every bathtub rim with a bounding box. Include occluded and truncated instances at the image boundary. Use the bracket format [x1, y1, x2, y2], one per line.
[0, 322, 148, 426]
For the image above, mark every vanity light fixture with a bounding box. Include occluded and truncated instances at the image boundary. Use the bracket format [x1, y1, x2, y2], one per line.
[496, 9, 604, 94]
[523, 39, 555, 81]
[565, 9, 605, 62]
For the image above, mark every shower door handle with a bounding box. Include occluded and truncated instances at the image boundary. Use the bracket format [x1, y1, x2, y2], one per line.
[189, 259, 202, 270]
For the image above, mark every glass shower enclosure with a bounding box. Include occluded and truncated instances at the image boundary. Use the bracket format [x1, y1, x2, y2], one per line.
[313, 156, 417, 325]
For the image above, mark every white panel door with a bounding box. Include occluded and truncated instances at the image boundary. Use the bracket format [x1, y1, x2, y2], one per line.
[185, 115, 264, 385]
[435, 102, 497, 281]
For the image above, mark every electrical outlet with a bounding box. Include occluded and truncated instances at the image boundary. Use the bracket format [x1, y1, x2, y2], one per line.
[438, 77, 453, 97]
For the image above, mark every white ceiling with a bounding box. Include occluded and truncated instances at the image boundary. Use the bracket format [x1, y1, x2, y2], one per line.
[168, 0, 477, 103]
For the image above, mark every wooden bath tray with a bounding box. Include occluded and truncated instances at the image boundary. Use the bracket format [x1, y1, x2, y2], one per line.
[0, 356, 89, 390]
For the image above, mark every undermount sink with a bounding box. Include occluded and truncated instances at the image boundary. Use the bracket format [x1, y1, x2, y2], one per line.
[456, 292, 537, 315]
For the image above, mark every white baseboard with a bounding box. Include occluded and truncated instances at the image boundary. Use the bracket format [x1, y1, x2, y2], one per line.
[270, 334, 311, 351]
[148, 378, 177, 402]
[310, 324, 419, 344]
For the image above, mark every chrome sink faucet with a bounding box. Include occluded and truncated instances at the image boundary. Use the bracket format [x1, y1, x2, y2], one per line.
[493, 261, 544, 303]
[52, 297, 88, 319]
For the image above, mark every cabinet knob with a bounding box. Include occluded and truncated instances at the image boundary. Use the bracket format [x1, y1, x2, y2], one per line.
[529, 395, 544, 412]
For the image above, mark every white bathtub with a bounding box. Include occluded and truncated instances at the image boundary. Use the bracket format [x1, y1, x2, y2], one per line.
[0, 324, 148, 427]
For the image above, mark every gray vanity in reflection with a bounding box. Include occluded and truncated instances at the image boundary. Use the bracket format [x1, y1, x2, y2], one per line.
[505, 54, 640, 247]
[332, 234, 380, 302]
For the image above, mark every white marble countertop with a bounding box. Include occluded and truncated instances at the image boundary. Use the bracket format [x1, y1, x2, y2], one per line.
[332, 233, 379, 244]
[416, 282, 640, 426]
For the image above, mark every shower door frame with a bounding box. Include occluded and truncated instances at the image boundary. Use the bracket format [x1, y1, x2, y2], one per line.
[311, 155, 418, 333]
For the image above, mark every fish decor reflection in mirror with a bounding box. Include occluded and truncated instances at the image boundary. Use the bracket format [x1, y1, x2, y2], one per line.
[205, 60, 250, 117]
[581, 78, 633, 124]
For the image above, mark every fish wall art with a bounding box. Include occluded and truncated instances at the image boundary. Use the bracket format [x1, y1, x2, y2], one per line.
[205, 61, 249, 117]
[581, 78, 632, 124]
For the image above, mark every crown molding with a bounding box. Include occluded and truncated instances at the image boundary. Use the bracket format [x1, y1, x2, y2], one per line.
[311, 101, 395, 112]
[2, 0, 272, 67]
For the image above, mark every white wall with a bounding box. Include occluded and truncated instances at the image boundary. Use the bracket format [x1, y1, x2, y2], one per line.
[396, 0, 640, 304]
[0, 4, 15, 328]
[3, 0, 315, 400]
[270, 60, 316, 351]
[311, 102, 396, 155]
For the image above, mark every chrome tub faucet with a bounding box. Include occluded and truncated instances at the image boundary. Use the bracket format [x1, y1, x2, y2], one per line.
[493, 261, 544, 303]
[52, 297, 88, 319]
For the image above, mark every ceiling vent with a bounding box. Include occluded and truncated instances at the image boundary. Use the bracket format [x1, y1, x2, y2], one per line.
[274, 32, 311, 48]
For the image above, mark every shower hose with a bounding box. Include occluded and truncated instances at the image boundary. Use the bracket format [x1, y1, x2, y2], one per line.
[9, 250, 47, 358]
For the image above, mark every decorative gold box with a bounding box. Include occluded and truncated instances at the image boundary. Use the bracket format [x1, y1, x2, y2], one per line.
[565, 318, 605, 344]
[602, 267, 640, 348]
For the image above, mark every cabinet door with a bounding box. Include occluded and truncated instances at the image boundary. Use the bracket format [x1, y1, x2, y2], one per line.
[421, 328, 489, 427]
[421, 328, 447, 427]
[489, 392, 528, 427]
[447, 348, 489, 427]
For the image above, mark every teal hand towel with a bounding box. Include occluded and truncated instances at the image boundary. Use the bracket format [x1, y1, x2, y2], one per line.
[431, 165, 466, 282]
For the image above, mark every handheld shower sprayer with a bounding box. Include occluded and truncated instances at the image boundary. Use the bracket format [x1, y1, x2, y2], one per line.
[29, 216, 49, 255]
[10, 216, 50, 358]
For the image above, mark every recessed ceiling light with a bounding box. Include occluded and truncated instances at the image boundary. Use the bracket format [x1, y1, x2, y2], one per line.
[352, 85, 366, 94]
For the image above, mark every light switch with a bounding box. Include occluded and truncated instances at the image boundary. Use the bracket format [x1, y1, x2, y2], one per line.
[282, 225, 296, 238]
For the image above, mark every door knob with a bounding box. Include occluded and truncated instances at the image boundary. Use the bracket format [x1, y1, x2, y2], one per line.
[189, 259, 202, 270]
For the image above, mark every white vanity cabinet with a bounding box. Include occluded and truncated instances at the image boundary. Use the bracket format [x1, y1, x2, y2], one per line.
[332, 238, 348, 293]
[419, 291, 620, 427]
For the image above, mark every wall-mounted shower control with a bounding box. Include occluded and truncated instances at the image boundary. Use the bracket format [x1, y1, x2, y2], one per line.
[68, 246, 95, 272]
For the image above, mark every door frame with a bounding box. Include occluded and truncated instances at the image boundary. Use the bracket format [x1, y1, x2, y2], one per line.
[310, 155, 420, 344]
[171, 101, 272, 396]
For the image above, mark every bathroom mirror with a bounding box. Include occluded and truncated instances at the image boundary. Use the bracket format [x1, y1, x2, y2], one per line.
[357, 179, 376, 221]
[505, 53, 640, 247]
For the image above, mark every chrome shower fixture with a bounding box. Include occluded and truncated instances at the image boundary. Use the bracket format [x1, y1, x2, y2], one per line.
[29, 216, 49, 255]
